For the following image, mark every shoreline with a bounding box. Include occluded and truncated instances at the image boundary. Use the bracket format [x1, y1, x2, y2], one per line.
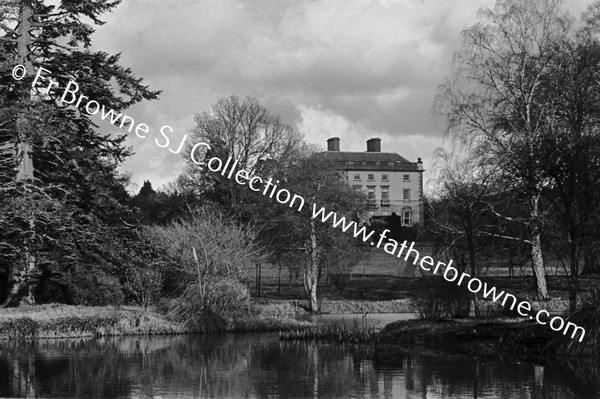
[0, 298, 581, 349]
[0, 303, 314, 341]
[374, 318, 559, 362]
[0, 298, 414, 341]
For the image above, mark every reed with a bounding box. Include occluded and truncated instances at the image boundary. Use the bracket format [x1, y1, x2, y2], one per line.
[279, 323, 377, 343]
[230, 316, 314, 332]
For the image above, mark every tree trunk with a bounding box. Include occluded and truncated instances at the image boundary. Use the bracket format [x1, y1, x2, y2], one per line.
[530, 233, 548, 300]
[582, 240, 599, 274]
[473, 357, 479, 399]
[303, 219, 320, 313]
[277, 260, 282, 295]
[529, 194, 548, 300]
[567, 234, 579, 313]
[6, 0, 37, 307]
[15, 1, 34, 180]
[467, 222, 479, 317]
[254, 262, 261, 297]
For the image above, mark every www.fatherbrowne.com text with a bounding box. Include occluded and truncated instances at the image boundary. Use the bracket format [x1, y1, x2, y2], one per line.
[17, 63, 586, 343]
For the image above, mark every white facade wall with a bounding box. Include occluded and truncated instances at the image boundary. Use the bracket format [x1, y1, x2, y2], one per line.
[344, 169, 424, 225]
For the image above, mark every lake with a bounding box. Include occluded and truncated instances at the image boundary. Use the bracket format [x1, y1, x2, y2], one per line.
[0, 330, 597, 398]
[301, 312, 417, 330]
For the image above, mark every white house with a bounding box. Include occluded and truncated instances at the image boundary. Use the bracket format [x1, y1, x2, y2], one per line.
[322, 137, 424, 226]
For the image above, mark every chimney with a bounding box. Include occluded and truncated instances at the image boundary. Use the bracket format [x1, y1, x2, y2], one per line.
[327, 137, 340, 151]
[366, 137, 381, 152]
[417, 157, 424, 170]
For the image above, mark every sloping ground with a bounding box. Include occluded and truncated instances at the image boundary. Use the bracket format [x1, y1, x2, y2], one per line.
[350, 248, 424, 278]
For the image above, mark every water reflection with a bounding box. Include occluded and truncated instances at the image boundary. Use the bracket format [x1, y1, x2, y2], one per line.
[0, 333, 595, 398]
[302, 312, 417, 330]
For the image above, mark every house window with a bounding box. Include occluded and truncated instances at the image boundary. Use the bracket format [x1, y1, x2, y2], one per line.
[382, 174, 388, 181]
[352, 185, 362, 191]
[403, 174, 410, 182]
[354, 174, 361, 180]
[367, 174, 375, 181]
[367, 186, 376, 200]
[402, 207, 414, 226]
[403, 188, 411, 201]
[381, 186, 390, 206]
[366, 187, 376, 208]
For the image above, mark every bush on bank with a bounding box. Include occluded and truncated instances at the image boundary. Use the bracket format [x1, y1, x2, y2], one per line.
[555, 290, 600, 356]
[411, 277, 471, 319]
[144, 207, 266, 330]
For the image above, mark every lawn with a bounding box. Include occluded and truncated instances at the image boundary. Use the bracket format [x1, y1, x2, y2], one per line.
[248, 246, 600, 306]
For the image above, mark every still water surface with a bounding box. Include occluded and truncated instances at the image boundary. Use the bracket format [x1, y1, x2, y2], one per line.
[0, 331, 597, 398]
[302, 312, 417, 329]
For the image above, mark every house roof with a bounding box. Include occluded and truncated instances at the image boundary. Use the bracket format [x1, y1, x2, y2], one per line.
[322, 151, 411, 163]
[320, 151, 420, 171]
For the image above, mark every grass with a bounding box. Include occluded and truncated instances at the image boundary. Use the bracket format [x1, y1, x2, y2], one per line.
[279, 323, 377, 343]
[0, 303, 319, 340]
[0, 304, 188, 340]
[253, 298, 414, 315]
[320, 299, 414, 313]
[247, 246, 600, 303]
[231, 316, 314, 332]
[251, 299, 308, 317]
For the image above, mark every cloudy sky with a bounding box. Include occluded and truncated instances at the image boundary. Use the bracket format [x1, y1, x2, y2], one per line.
[91, 0, 590, 194]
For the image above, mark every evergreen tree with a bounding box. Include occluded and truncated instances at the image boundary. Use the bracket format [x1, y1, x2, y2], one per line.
[0, 0, 159, 305]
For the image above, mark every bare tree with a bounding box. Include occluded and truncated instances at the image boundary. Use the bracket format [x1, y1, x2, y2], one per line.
[537, 5, 600, 310]
[431, 150, 510, 314]
[437, 0, 574, 300]
[145, 207, 266, 328]
[186, 95, 304, 209]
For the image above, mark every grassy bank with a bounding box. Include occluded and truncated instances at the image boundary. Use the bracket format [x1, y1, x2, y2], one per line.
[0, 305, 188, 340]
[320, 299, 414, 313]
[375, 318, 555, 362]
[0, 297, 412, 340]
[254, 298, 414, 315]
[0, 303, 315, 340]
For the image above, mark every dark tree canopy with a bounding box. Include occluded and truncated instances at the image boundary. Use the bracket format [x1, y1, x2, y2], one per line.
[0, 0, 159, 305]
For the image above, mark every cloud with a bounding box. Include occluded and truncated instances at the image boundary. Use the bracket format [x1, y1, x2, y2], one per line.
[90, 0, 589, 192]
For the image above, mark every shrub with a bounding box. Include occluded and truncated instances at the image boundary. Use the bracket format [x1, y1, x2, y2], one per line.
[412, 277, 471, 320]
[329, 273, 351, 293]
[123, 264, 164, 311]
[66, 268, 124, 306]
[145, 207, 264, 330]
[166, 278, 250, 330]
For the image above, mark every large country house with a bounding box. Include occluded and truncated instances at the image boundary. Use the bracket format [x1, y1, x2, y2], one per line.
[322, 137, 424, 226]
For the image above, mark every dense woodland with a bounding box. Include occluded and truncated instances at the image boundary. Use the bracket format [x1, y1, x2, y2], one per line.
[1, 0, 600, 338]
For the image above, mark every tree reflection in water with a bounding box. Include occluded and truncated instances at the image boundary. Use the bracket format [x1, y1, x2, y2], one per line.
[0, 333, 595, 398]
